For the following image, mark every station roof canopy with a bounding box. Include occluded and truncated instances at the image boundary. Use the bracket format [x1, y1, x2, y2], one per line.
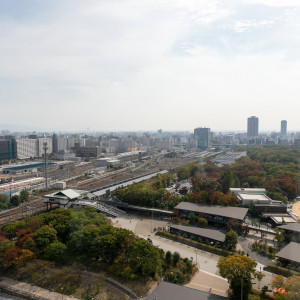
[174, 202, 248, 221]
[170, 224, 225, 243]
[276, 242, 300, 264]
[146, 281, 227, 300]
[44, 189, 83, 200]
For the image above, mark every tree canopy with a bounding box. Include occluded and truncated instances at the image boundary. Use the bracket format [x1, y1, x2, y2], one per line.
[0, 207, 195, 284]
[218, 255, 258, 300]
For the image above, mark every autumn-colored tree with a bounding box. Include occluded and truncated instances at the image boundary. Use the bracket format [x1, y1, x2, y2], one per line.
[240, 225, 250, 236]
[271, 275, 285, 289]
[1, 247, 20, 268]
[16, 229, 33, 248]
[284, 276, 300, 299]
[0, 239, 15, 259]
[15, 249, 34, 267]
[26, 217, 44, 232]
[218, 255, 258, 300]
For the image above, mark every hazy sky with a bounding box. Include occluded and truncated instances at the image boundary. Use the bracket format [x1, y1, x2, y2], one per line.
[0, 0, 299, 132]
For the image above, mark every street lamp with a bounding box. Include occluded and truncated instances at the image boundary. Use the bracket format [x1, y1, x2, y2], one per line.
[194, 249, 198, 266]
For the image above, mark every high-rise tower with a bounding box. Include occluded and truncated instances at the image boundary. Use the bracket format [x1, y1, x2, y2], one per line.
[194, 127, 210, 149]
[247, 116, 259, 137]
[281, 120, 287, 136]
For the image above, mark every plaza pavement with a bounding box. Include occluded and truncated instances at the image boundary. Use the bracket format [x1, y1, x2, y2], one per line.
[112, 215, 275, 296]
[112, 216, 229, 296]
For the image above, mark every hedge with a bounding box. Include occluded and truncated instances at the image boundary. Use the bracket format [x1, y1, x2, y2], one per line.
[264, 264, 300, 277]
[156, 231, 233, 257]
[251, 289, 274, 299]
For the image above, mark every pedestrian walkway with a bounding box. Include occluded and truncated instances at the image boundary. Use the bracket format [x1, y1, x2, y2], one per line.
[185, 270, 229, 298]
[0, 277, 79, 300]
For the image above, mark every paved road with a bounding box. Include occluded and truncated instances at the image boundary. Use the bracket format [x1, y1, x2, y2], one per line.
[238, 236, 273, 266]
[112, 216, 229, 296]
[112, 215, 275, 296]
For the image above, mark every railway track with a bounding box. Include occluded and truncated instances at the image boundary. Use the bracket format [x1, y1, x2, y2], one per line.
[75, 156, 198, 191]
[0, 198, 48, 226]
[0, 155, 202, 226]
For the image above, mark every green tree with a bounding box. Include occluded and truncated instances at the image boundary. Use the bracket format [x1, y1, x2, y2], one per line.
[0, 194, 8, 210]
[128, 239, 162, 277]
[224, 230, 238, 251]
[218, 255, 258, 300]
[19, 190, 29, 203]
[173, 252, 181, 266]
[44, 242, 67, 263]
[33, 225, 57, 251]
[165, 251, 172, 266]
[249, 200, 255, 216]
[188, 213, 198, 226]
[23, 237, 38, 253]
[1, 222, 18, 239]
[273, 228, 285, 248]
[261, 285, 271, 297]
[220, 168, 234, 193]
[10, 195, 20, 207]
[198, 217, 208, 228]
[96, 234, 120, 263]
[67, 224, 108, 256]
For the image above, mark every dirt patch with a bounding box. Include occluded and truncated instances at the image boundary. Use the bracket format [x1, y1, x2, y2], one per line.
[12, 260, 130, 300]
[292, 201, 300, 218]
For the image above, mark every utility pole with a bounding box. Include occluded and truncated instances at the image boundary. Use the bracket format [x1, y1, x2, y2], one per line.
[43, 142, 48, 191]
[9, 176, 12, 202]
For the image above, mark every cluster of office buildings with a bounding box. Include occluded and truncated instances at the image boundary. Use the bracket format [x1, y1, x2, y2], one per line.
[0, 131, 191, 162]
[0, 117, 298, 162]
[247, 116, 288, 137]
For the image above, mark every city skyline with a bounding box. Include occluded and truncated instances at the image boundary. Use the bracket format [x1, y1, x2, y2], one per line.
[0, 118, 296, 134]
[0, 0, 300, 131]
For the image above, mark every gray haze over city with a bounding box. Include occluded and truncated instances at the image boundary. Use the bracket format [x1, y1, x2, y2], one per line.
[0, 0, 300, 132]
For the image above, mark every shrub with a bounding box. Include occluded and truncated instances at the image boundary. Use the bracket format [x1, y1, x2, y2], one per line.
[156, 231, 233, 257]
[264, 264, 300, 277]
